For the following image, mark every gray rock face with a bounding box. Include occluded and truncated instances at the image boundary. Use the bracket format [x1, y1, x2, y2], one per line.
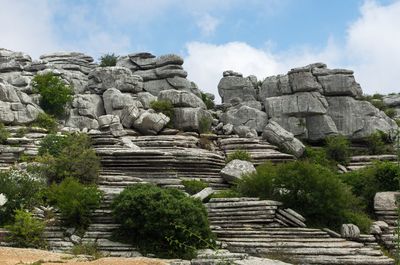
[218, 71, 257, 103]
[341, 224, 360, 240]
[262, 121, 305, 158]
[117, 53, 200, 97]
[192, 187, 215, 201]
[133, 110, 170, 135]
[71, 94, 104, 119]
[288, 69, 322, 93]
[158, 89, 206, 109]
[259, 75, 290, 98]
[137, 92, 157, 109]
[220, 159, 256, 183]
[222, 104, 267, 133]
[173, 107, 212, 132]
[103, 88, 143, 117]
[86, 66, 143, 94]
[0, 79, 42, 124]
[315, 70, 362, 97]
[65, 109, 99, 130]
[374, 191, 400, 211]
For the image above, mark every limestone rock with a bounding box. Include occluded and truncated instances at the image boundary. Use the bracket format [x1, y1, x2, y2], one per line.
[87, 66, 143, 94]
[158, 89, 205, 109]
[218, 72, 257, 103]
[221, 105, 267, 133]
[71, 94, 104, 119]
[133, 111, 170, 135]
[65, 109, 99, 130]
[192, 187, 215, 201]
[383, 94, 400, 107]
[259, 75, 290, 99]
[98, 115, 121, 129]
[341, 224, 360, 240]
[288, 70, 322, 93]
[173, 107, 212, 132]
[262, 121, 305, 158]
[316, 71, 362, 97]
[220, 159, 256, 183]
[233, 125, 258, 138]
[374, 191, 400, 211]
[120, 106, 140, 128]
[103, 88, 142, 116]
[137, 92, 157, 109]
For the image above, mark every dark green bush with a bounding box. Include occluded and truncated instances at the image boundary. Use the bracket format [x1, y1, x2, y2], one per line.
[235, 161, 367, 229]
[182, 179, 209, 195]
[198, 116, 212, 134]
[303, 146, 336, 169]
[37, 133, 101, 184]
[31, 113, 58, 132]
[5, 209, 46, 248]
[340, 161, 400, 214]
[99, 53, 118, 67]
[150, 100, 174, 126]
[226, 150, 252, 163]
[325, 135, 350, 164]
[0, 122, 10, 144]
[0, 170, 45, 225]
[371, 99, 385, 111]
[210, 189, 241, 198]
[385, 108, 397, 119]
[366, 131, 387, 155]
[112, 184, 215, 259]
[38, 134, 68, 157]
[201, 93, 215, 110]
[46, 177, 102, 228]
[32, 73, 73, 117]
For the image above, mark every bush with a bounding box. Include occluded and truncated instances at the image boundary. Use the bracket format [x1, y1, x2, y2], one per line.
[71, 243, 103, 259]
[366, 131, 387, 155]
[226, 150, 252, 163]
[182, 180, 209, 195]
[211, 189, 241, 198]
[37, 133, 101, 184]
[31, 113, 58, 132]
[32, 73, 73, 117]
[38, 134, 68, 157]
[150, 100, 174, 120]
[201, 93, 215, 110]
[325, 135, 350, 164]
[0, 170, 45, 225]
[235, 161, 367, 229]
[5, 210, 46, 248]
[99, 53, 118, 67]
[340, 161, 400, 214]
[0, 122, 10, 144]
[198, 116, 212, 134]
[303, 147, 336, 169]
[112, 184, 215, 258]
[385, 108, 397, 119]
[46, 177, 102, 228]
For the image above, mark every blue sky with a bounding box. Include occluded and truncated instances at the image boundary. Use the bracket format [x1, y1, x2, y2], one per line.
[1, 0, 399, 99]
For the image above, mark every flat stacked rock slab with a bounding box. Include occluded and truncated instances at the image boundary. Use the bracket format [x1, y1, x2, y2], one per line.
[346, 155, 398, 171]
[207, 198, 394, 265]
[218, 137, 294, 166]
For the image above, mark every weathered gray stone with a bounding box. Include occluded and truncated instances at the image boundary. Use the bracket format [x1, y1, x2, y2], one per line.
[374, 191, 400, 211]
[120, 106, 140, 128]
[288, 70, 322, 92]
[218, 74, 256, 103]
[383, 94, 400, 107]
[133, 111, 170, 135]
[341, 224, 360, 240]
[317, 73, 362, 97]
[233, 125, 258, 138]
[259, 75, 291, 99]
[305, 115, 338, 141]
[222, 105, 268, 133]
[158, 89, 205, 109]
[262, 121, 305, 158]
[220, 159, 256, 183]
[137, 92, 157, 109]
[173, 107, 212, 132]
[71, 94, 104, 119]
[65, 109, 99, 130]
[192, 187, 215, 201]
[103, 88, 142, 116]
[222, 123, 234, 135]
[87, 66, 143, 94]
[98, 115, 120, 129]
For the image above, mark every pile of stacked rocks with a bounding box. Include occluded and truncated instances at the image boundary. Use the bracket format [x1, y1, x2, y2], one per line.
[383, 94, 400, 119]
[218, 63, 398, 143]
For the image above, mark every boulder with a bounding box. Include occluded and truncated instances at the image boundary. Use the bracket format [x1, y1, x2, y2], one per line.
[218, 73, 257, 103]
[262, 121, 305, 158]
[233, 125, 258, 138]
[86, 66, 143, 94]
[65, 109, 99, 130]
[316, 72, 362, 97]
[374, 191, 400, 211]
[120, 106, 140, 128]
[133, 111, 170, 135]
[305, 114, 338, 141]
[288, 70, 322, 93]
[192, 187, 215, 201]
[71, 94, 104, 119]
[259, 75, 291, 99]
[137, 92, 157, 109]
[158, 89, 205, 109]
[383, 94, 400, 107]
[98, 115, 121, 129]
[173, 107, 212, 132]
[220, 159, 256, 183]
[341, 224, 360, 240]
[103, 88, 142, 116]
[221, 105, 268, 133]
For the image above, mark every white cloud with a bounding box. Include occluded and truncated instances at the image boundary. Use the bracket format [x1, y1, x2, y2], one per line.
[196, 14, 220, 36]
[0, 0, 58, 58]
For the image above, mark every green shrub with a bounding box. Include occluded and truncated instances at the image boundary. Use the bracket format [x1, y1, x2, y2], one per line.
[71, 243, 103, 259]
[226, 150, 252, 163]
[325, 135, 350, 165]
[31, 113, 58, 132]
[343, 211, 372, 233]
[15, 127, 28, 138]
[235, 161, 366, 229]
[99, 53, 118, 67]
[37, 133, 100, 184]
[46, 177, 102, 228]
[340, 161, 400, 214]
[112, 184, 215, 259]
[5, 209, 46, 248]
[32, 73, 73, 117]
[150, 100, 174, 127]
[0, 122, 10, 144]
[198, 116, 212, 134]
[210, 189, 241, 198]
[182, 180, 209, 195]
[371, 99, 385, 111]
[385, 108, 397, 119]
[366, 131, 387, 155]
[0, 170, 45, 225]
[201, 93, 215, 110]
[303, 147, 336, 169]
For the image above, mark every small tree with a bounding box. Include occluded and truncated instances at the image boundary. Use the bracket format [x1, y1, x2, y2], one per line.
[32, 73, 73, 118]
[99, 53, 118, 67]
[325, 135, 350, 165]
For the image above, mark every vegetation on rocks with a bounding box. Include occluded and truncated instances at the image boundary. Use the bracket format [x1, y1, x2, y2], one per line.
[112, 184, 215, 259]
[201, 92, 215, 110]
[366, 131, 392, 155]
[30, 113, 58, 132]
[325, 134, 351, 165]
[99, 53, 118, 67]
[46, 177, 102, 229]
[150, 100, 174, 126]
[198, 116, 212, 134]
[182, 179, 209, 195]
[226, 150, 252, 163]
[32, 73, 73, 118]
[0, 122, 10, 144]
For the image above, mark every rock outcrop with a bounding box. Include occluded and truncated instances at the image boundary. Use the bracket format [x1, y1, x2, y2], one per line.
[218, 63, 398, 142]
